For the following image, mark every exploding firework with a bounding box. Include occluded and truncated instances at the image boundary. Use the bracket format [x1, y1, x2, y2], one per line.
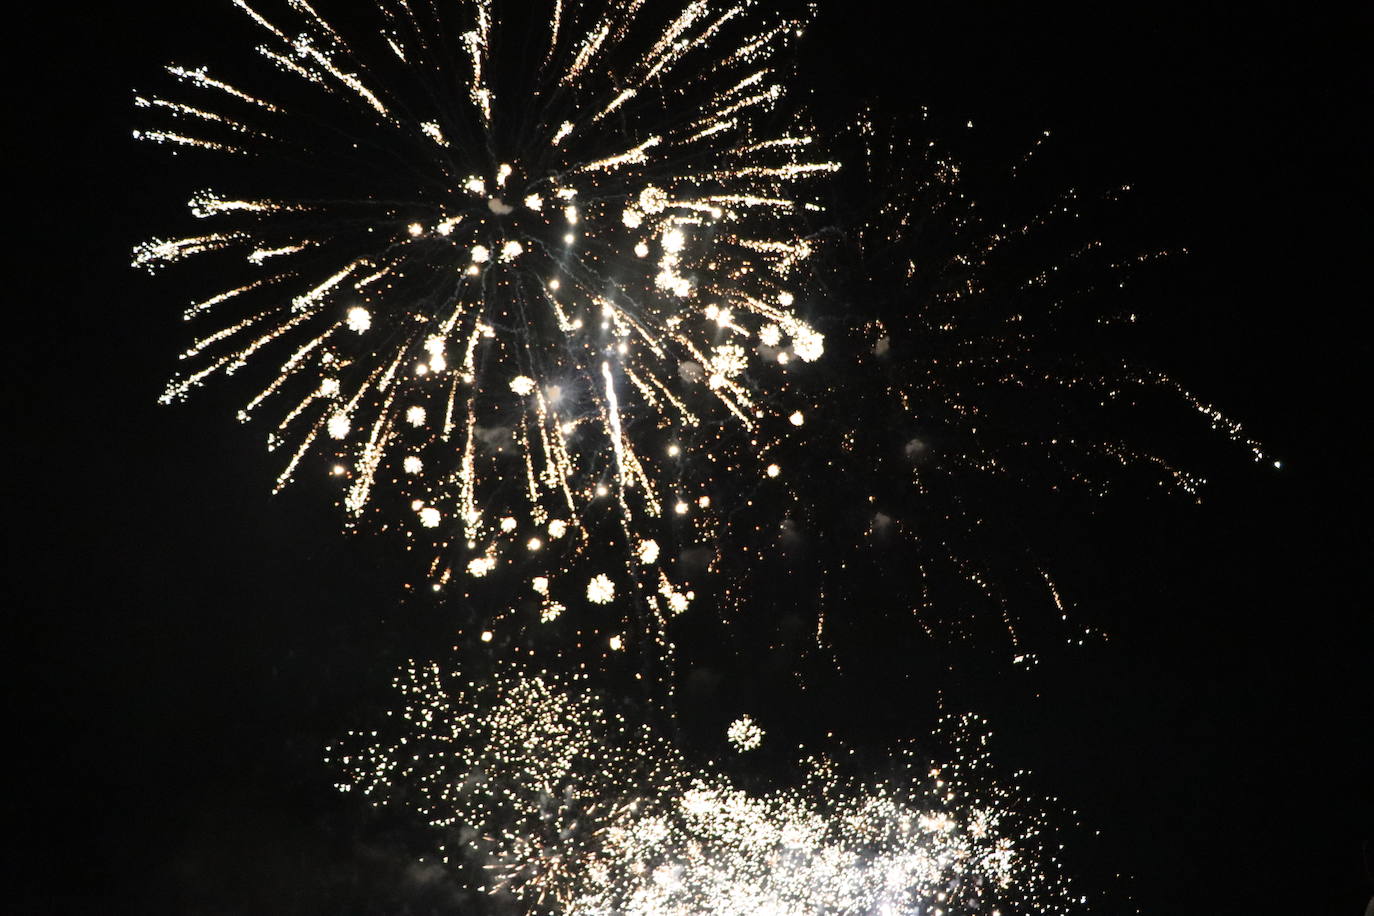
[135, 0, 833, 661]
[746, 114, 1273, 663]
[328, 658, 1080, 915]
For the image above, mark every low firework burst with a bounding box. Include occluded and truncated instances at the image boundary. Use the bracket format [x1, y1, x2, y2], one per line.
[328, 657, 1081, 915]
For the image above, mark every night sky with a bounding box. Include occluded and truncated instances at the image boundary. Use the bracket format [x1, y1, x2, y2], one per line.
[11, 1, 1372, 913]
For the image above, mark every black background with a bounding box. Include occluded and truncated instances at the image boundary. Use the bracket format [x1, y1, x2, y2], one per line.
[10, 1, 1371, 913]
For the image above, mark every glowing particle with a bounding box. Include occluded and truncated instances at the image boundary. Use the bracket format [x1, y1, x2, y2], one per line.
[639, 186, 667, 213]
[403, 455, 423, 474]
[587, 574, 615, 604]
[346, 306, 371, 333]
[327, 412, 350, 439]
[418, 506, 441, 528]
[509, 375, 535, 395]
[727, 715, 764, 751]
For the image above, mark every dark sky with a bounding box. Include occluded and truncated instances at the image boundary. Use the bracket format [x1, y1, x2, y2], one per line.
[11, 1, 1371, 913]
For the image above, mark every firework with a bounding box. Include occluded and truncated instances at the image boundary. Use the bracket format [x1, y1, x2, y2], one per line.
[135, 0, 833, 659]
[754, 115, 1272, 662]
[328, 658, 1079, 915]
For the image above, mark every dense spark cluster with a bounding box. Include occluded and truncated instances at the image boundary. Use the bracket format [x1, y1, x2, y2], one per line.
[766, 116, 1272, 660]
[328, 660, 1079, 915]
[136, 0, 832, 658]
[725, 713, 763, 751]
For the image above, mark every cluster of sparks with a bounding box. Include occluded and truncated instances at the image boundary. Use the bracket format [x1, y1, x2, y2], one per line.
[328, 660, 1079, 915]
[135, 0, 831, 662]
[766, 116, 1275, 661]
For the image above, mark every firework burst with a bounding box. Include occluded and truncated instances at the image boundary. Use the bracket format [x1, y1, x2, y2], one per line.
[755, 114, 1273, 662]
[135, 0, 834, 661]
[328, 657, 1080, 915]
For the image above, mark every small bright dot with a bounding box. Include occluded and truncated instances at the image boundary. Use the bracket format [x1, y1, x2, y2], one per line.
[524, 193, 543, 210]
[778, 291, 794, 306]
[403, 455, 423, 474]
[331, 464, 346, 476]
[587, 573, 615, 604]
[532, 576, 549, 594]
[415, 363, 429, 376]
[674, 501, 688, 515]
[500, 516, 517, 532]
[634, 241, 650, 257]
[564, 233, 576, 245]
[406, 405, 426, 427]
[465, 176, 485, 194]
[346, 307, 371, 333]
[418, 506, 441, 528]
[663, 228, 686, 253]
[471, 244, 490, 263]
[500, 239, 523, 260]
[639, 186, 667, 213]
[509, 376, 535, 395]
[549, 278, 560, 290]
[789, 410, 804, 426]
[548, 519, 568, 538]
[564, 205, 579, 225]
[327, 412, 350, 439]
[480, 630, 493, 642]
[407, 222, 423, 237]
[595, 484, 609, 497]
[410, 499, 425, 511]
[609, 634, 624, 651]
[667, 444, 680, 457]
[766, 463, 780, 477]
[527, 537, 542, 551]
